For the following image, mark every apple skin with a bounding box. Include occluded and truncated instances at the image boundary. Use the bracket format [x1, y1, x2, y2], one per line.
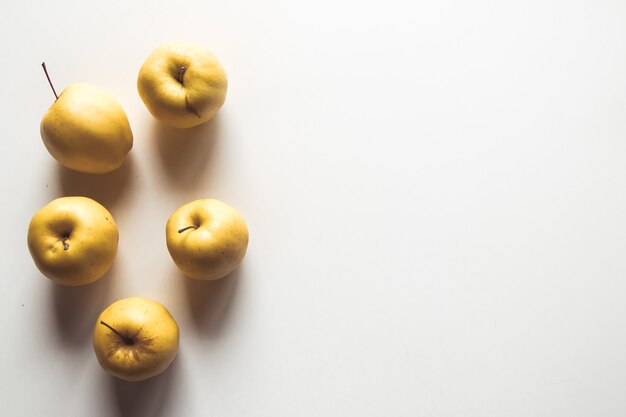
[137, 42, 228, 129]
[27, 196, 118, 286]
[40, 83, 133, 174]
[93, 297, 179, 382]
[166, 199, 248, 280]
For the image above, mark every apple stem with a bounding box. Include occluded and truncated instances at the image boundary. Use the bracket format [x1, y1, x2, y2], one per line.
[63, 241, 69, 250]
[178, 225, 198, 233]
[176, 66, 187, 85]
[41, 62, 59, 101]
[100, 321, 134, 345]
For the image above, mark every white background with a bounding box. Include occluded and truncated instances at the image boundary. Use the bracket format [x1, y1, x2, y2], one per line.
[1, 1, 626, 416]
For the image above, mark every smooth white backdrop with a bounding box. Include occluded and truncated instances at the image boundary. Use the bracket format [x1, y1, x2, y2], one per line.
[2, 1, 626, 416]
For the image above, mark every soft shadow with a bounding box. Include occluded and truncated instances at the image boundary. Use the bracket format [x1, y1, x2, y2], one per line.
[51, 263, 117, 348]
[153, 116, 220, 187]
[112, 352, 181, 417]
[183, 265, 241, 336]
[57, 154, 135, 209]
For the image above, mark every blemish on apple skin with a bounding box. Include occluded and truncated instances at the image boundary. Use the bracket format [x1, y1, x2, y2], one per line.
[105, 337, 158, 362]
[185, 96, 202, 118]
[134, 326, 144, 338]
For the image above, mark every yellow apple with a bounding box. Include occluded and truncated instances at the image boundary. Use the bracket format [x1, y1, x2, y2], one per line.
[27, 196, 118, 286]
[137, 42, 228, 128]
[93, 297, 179, 382]
[40, 72, 133, 174]
[166, 199, 248, 280]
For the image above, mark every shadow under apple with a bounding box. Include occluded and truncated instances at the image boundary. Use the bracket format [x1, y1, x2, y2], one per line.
[152, 116, 220, 188]
[57, 153, 135, 210]
[50, 262, 117, 349]
[182, 265, 241, 337]
[111, 351, 181, 417]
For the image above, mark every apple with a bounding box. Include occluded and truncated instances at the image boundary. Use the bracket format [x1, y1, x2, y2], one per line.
[40, 62, 133, 174]
[166, 199, 248, 280]
[137, 42, 228, 128]
[93, 297, 179, 382]
[27, 196, 118, 286]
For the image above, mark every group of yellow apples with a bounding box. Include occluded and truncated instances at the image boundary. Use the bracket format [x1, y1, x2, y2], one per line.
[27, 42, 249, 382]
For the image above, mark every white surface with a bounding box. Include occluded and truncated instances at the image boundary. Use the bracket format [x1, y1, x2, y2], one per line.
[1, 1, 626, 416]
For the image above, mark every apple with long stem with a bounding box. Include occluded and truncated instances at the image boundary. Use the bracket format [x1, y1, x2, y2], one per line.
[93, 297, 179, 382]
[40, 62, 133, 174]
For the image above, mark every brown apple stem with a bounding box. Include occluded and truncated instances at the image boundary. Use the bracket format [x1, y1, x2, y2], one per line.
[100, 321, 134, 345]
[61, 232, 70, 250]
[176, 66, 187, 85]
[41, 62, 58, 101]
[185, 96, 202, 118]
[178, 225, 198, 233]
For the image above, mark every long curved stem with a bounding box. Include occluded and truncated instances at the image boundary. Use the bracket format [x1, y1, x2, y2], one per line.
[178, 225, 198, 233]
